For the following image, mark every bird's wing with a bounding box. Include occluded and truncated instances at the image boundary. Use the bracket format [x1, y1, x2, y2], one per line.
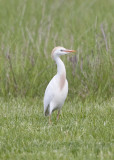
[44, 76, 57, 116]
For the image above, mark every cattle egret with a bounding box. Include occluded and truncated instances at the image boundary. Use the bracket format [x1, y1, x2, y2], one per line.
[44, 46, 76, 123]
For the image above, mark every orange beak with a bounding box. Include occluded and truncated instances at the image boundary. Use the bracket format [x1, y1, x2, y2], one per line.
[64, 49, 76, 53]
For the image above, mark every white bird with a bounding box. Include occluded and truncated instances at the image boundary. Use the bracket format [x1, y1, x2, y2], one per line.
[44, 46, 76, 123]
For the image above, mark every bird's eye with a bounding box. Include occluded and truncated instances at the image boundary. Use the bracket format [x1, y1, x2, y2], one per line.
[60, 49, 63, 52]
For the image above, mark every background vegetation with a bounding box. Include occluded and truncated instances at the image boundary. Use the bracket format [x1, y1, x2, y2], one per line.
[0, 0, 113, 98]
[0, 0, 114, 159]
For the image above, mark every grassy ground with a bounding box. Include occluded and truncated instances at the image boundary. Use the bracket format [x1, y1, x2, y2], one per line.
[0, 0, 114, 159]
[0, 98, 113, 160]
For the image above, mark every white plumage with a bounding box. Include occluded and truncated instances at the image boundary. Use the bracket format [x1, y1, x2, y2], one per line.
[44, 46, 76, 123]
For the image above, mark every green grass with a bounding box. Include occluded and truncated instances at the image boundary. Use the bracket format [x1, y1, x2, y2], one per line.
[0, 98, 113, 160]
[0, 0, 113, 98]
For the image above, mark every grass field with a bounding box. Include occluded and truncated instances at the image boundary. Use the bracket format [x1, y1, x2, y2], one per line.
[0, 0, 114, 159]
[0, 98, 114, 159]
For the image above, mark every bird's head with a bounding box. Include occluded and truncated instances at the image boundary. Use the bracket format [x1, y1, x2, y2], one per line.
[51, 46, 76, 59]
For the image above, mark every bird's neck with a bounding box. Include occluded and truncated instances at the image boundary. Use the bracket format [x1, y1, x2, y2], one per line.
[54, 56, 66, 76]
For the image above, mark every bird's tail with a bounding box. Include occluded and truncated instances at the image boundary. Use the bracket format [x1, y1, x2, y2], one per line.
[44, 106, 49, 116]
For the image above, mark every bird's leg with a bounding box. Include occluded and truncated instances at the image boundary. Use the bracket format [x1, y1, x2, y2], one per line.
[49, 115, 51, 124]
[57, 110, 60, 121]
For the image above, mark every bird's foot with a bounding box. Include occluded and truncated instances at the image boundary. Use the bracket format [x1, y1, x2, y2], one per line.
[49, 115, 52, 124]
[57, 110, 60, 121]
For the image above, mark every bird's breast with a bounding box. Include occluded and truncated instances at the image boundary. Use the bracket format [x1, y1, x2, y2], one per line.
[59, 73, 66, 90]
